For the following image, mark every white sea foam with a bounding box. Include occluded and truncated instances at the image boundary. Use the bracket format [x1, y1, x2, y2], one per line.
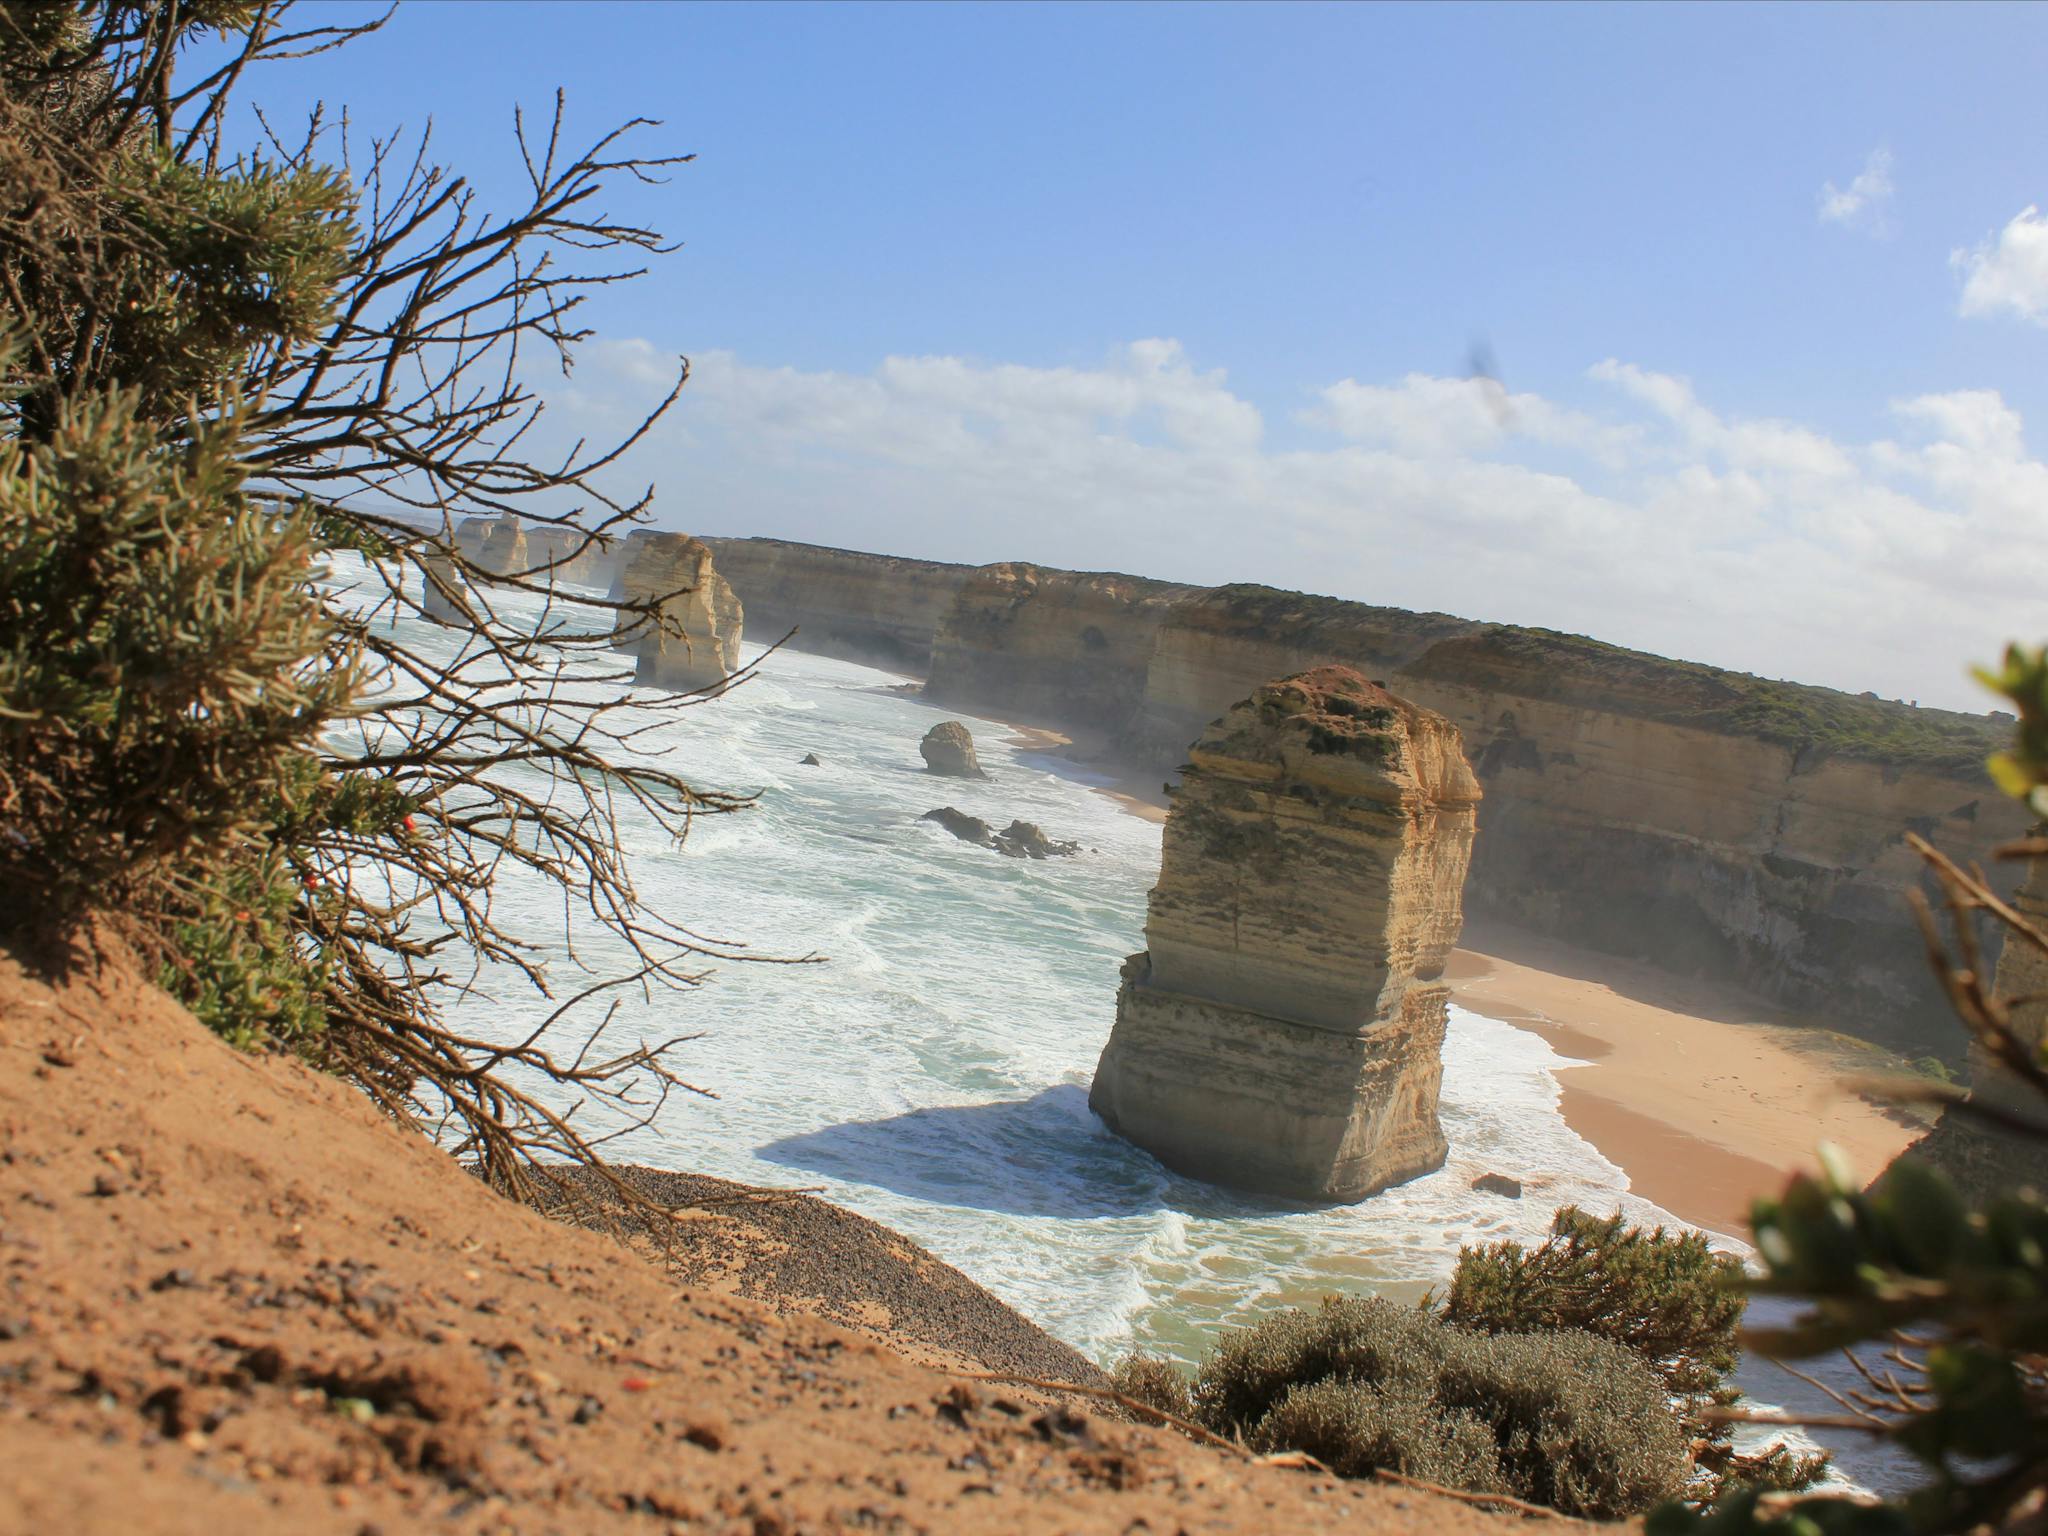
[312, 552, 1914, 1494]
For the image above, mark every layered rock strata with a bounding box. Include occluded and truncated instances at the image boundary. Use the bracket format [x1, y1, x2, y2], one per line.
[645, 538, 2027, 1045]
[925, 563, 1198, 732]
[920, 721, 987, 779]
[524, 525, 622, 588]
[610, 534, 745, 694]
[455, 515, 530, 578]
[698, 537, 970, 674]
[1091, 667, 1481, 1201]
[420, 550, 467, 625]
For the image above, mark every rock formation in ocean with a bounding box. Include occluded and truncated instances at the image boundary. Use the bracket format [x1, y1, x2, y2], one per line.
[610, 533, 745, 694]
[523, 525, 621, 588]
[454, 515, 530, 578]
[1091, 666, 1482, 1202]
[920, 808, 1080, 859]
[420, 550, 467, 625]
[799, 752, 823, 767]
[920, 721, 988, 779]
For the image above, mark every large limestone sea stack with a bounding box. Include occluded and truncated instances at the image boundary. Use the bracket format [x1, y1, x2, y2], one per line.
[611, 533, 745, 693]
[1090, 666, 1482, 1201]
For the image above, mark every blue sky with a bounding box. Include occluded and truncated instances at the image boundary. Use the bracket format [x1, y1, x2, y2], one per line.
[241, 3, 2048, 709]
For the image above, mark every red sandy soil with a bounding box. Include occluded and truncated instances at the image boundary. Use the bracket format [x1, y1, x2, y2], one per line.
[0, 933, 1570, 1535]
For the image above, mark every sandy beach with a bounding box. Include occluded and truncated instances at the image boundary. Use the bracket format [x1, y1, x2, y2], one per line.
[1446, 934, 1929, 1238]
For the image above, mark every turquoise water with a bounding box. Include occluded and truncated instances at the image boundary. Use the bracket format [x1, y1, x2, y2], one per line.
[320, 553, 1908, 1490]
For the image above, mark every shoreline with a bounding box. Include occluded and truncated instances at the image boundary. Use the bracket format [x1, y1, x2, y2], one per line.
[996, 721, 1170, 823]
[980, 689, 1924, 1238]
[1445, 939, 1929, 1238]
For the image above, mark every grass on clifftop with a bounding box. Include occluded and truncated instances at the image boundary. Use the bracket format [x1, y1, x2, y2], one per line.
[1195, 586, 2002, 776]
[1413, 626, 2006, 776]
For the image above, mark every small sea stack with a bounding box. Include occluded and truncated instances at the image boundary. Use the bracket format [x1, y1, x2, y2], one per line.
[611, 532, 745, 694]
[1090, 666, 1481, 1202]
[920, 720, 988, 779]
[420, 549, 467, 625]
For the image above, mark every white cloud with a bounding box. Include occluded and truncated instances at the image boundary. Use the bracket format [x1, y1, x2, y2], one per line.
[1954, 206, 2048, 325]
[550, 338, 2048, 713]
[1818, 148, 1896, 237]
[1309, 373, 1638, 467]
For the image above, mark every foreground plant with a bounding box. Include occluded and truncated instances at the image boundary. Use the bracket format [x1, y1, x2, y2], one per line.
[0, 2, 788, 1199]
[1653, 647, 2048, 1535]
[1117, 1292, 1687, 1519]
[1441, 1207, 1829, 1500]
[1107, 1207, 1822, 1518]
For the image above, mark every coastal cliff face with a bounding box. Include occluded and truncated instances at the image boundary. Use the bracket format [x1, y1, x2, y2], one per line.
[1117, 585, 1479, 770]
[450, 517, 622, 588]
[610, 533, 744, 693]
[1091, 668, 1480, 1201]
[925, 563, 1197, 732]
[1121, 590, 2027, 1043]
[454, 515, 529, 578]
[622, 539, 2023, 1044]
[698, 537, 969, 675]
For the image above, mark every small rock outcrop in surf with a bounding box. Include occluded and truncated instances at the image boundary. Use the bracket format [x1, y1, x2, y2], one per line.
[920, 808, 1079, 860]
[920, 721, 988, 779]
[1090, 666, 1481, 1202]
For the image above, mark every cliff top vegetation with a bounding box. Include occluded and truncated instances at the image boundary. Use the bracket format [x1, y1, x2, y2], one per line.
[1408, 626, 2006, 776]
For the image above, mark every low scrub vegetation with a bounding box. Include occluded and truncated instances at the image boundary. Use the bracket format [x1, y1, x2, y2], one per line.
[1115, 1206, 1829, 1518]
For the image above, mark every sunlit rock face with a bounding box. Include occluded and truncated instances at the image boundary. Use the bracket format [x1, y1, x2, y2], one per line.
[523, 525, 622, 588]
[610, 533, 744, 694]
[645, 538, 2031, 1046]
[1091, 666, 1481, 1202]
[455, 516, 529, 578]
[698, 536, 971, 675]
[925, 562, 1198, 733]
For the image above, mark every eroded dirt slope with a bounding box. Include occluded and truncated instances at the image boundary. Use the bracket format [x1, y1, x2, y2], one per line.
[0, 936, 1562, 1535]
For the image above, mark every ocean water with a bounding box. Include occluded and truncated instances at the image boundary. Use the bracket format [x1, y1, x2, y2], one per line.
[317, 554, 1911, 1492]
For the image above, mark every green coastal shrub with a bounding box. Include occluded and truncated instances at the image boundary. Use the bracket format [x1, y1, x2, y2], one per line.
[1250, 1375, 1505, 1489]
[1116, 1209, 1835, 1515]
[1439, 1206, 1744, 1402]
[0, 382, 351, 924]
[1119, 1294, 1687, 1519]
[1109, 1353, 1194, 1422]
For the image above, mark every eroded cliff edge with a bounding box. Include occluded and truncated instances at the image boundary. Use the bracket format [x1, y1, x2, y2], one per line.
[694, 536, 2025, 1045]
[699, 537, 970, 675]
[1092, 667, 1480, 1200]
